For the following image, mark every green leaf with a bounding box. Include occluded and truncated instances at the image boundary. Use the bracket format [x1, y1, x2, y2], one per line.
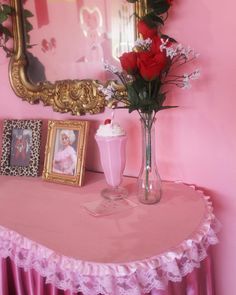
[127, 85, 140, 105]
[151, 1, 171, 15]
[161, 34, 177, 43]
[156, 92, 166, 106]
[159, 105, 178, 110]
[132, 76, 148, 92]
[0, 4, 13, 48]
[150, 78, 161, 99]
[0, 13, 8, 24]
[2, 4, 13, 14]
[26, 43, 37, 49]
[24, 20, 33, 33]
[147, 0, 161, 7]
[128, 105, 138, 113]
[0, 25, 12, 40]
[23, 9, 34, 35]
[23, 9, 34, 18]
[139, 101, 156, 113]
[21, 9, 34, 46]
[139, 88, 148, 100]
[0, 4, 13, 24]
[142, 12, 164, 26]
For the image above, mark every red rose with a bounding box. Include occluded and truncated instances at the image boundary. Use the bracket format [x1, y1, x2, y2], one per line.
[153, 50, 168, 70]
[137, 49, 167, 81]
[151, 35, 171, 61]
[151, 35, 171, 55]
[119, 52, 138, 74]
[137, 20, 157, 39]
[150, 35, 162, 53]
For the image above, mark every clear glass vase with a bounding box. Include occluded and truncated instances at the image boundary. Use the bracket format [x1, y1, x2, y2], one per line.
[137, 113, 162, 204]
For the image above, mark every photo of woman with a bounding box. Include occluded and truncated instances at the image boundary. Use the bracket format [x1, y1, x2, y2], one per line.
[52, 129, 78, 176]
[10, 128, 32, 167]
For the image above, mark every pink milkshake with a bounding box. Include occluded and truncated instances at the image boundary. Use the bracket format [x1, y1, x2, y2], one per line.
[95, 120, 127, 200]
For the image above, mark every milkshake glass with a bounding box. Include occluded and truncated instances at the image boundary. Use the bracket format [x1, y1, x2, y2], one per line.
[95, 122, 127, 200]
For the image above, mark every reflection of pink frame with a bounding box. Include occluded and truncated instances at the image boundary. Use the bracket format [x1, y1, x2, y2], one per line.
[34, 0, 49, 28]
[26, 0, 135, 82]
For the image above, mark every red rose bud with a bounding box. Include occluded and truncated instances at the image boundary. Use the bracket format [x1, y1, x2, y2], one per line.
[104, 119, 111, 125]
[137, 20, 157, 39]
[151, 36, 172, 63]
[119, 52, 138, 74]
[137, 50, 167, 81]
[150, 35, 162, 53]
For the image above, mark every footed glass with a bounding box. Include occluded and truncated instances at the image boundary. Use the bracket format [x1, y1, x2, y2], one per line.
[137, 114, 162, 204]
[95, 135, 128, 200]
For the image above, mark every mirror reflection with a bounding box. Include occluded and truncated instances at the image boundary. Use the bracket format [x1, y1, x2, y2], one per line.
[24, 0, 135, 83]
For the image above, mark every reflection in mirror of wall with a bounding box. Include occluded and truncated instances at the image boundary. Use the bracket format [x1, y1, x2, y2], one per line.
[24, 0, 135, 83]
[9, 0, 139, 115]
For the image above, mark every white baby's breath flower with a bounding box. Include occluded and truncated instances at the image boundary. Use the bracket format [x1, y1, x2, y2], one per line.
[104, 62, 121, 74]
[181, 69, 200, 89]
[160, 39, 178, 59]
[182, 74, 191, 89]
[179, 45, 200, 60]
[180, 46, 193, 58]
[161, 40, 198, 60]
[189, 69, 201, 80]
[175, 43, 183, 51]
[160, 38, 169, 50]
[165, 46, 178, 59]
[98, 84, 116, 100]
[134, 38, 152, 50]
[164, 43, 199, 62]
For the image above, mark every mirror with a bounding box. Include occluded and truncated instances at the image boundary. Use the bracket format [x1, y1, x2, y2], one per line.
[9, 0, 142, 115]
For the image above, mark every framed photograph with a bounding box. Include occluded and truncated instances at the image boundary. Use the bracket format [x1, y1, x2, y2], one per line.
[0, 119, 42, 176]
[42, 120, 89, 186]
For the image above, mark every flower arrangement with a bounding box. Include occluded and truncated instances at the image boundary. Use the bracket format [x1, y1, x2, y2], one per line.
[99, 0, 200, 204]
[99, 0, 200, 120]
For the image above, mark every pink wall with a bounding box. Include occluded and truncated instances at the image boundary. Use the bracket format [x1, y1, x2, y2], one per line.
[0, 0, 236, 294]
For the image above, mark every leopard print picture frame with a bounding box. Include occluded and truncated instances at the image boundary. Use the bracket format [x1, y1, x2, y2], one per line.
[0, 119, 42, 177]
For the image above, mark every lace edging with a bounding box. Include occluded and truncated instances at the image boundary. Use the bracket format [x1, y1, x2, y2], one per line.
[0, 187, 220, 295]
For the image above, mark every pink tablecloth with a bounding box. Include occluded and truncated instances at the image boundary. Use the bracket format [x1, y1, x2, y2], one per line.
[0, 172, 219, 295]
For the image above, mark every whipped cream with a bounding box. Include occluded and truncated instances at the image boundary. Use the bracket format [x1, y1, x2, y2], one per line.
[96, 122, 126, 137]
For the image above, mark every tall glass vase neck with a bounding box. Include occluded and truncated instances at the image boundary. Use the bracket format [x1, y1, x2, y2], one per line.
[139, 112, 156, 129]
[137, 114, 162, 204]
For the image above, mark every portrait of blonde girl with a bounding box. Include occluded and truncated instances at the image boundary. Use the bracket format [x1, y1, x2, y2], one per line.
[52, 129, 78, 176]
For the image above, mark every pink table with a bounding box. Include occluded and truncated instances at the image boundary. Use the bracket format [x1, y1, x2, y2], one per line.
[0, 172, 219, 295]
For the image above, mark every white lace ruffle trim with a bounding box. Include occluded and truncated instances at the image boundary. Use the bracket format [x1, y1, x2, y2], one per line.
[0, 186, 220, 295]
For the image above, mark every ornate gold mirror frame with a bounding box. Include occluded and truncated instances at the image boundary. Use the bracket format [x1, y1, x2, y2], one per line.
[9, 0, 144, 116]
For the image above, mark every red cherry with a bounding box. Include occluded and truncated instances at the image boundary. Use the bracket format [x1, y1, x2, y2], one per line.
[104, 119, 111, 125]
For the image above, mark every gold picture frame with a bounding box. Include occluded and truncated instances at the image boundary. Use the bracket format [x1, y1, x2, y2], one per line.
[42, 120, 89, 186]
